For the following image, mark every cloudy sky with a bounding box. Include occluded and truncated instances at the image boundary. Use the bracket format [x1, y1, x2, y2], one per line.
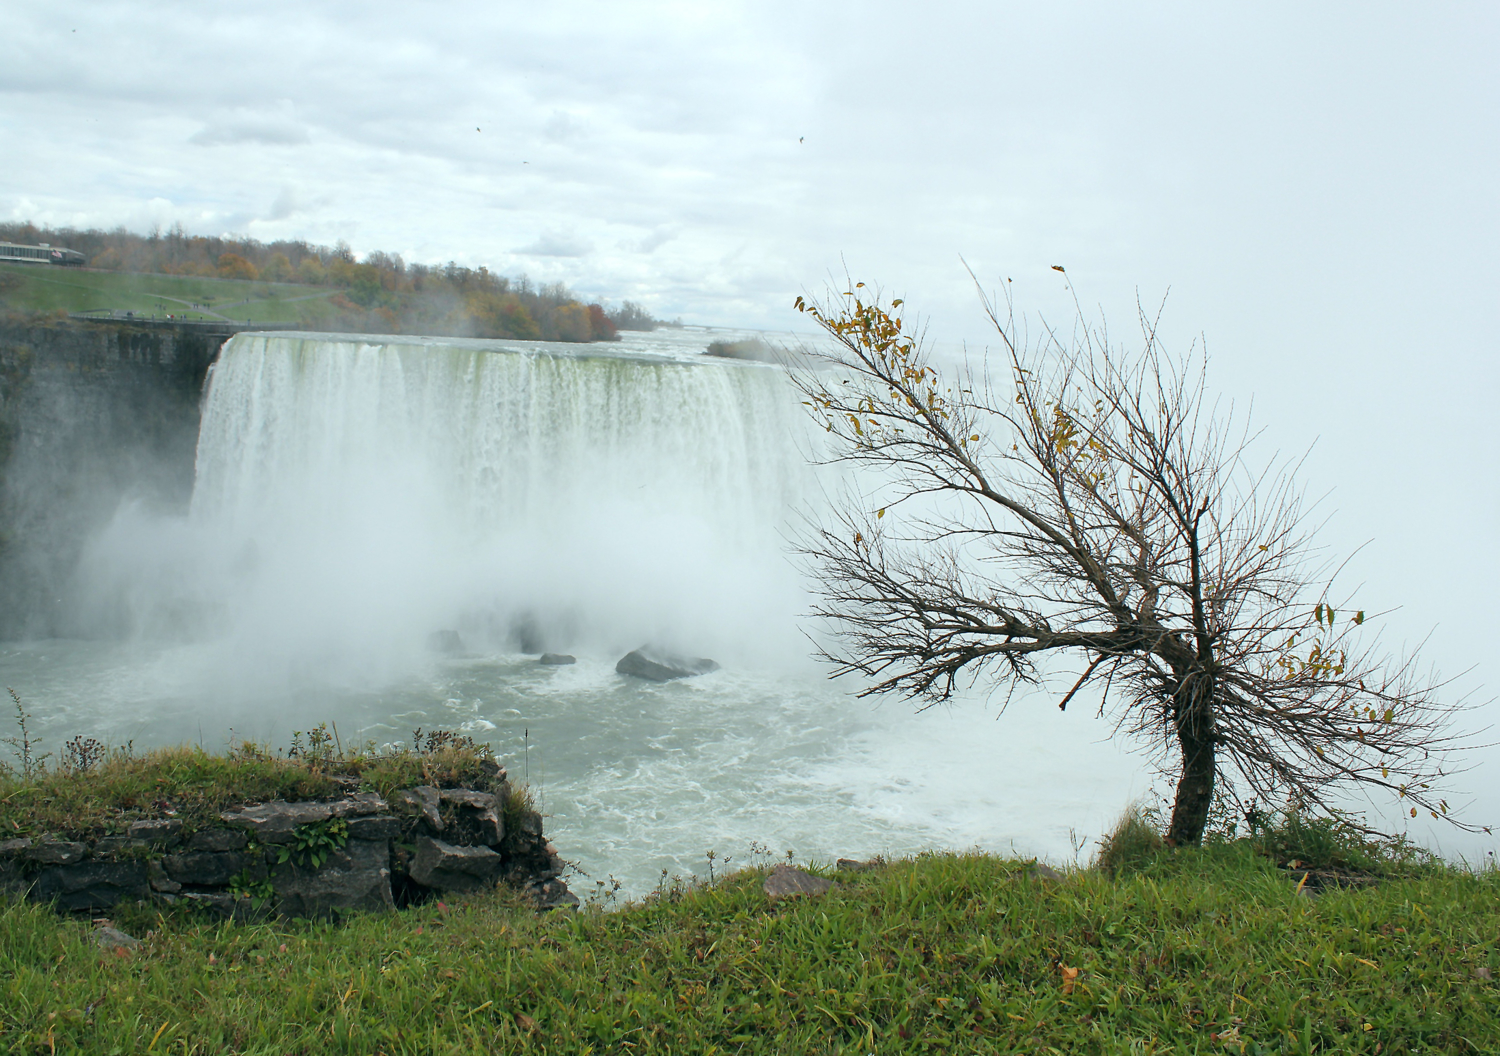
[5, 1, 1498, 835]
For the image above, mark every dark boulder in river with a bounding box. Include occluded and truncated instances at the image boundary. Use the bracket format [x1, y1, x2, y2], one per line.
[427, 629, 464, 654]
[539, 653, 576, 665]
[616, 648, 720, 681]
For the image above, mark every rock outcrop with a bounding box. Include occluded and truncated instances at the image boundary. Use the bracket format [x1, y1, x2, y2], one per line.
[1, 766, 576, 919]
[615, 647, 720, 681]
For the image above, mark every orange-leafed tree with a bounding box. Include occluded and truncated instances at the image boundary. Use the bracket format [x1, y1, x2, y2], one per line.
[216, 253, 259, 281]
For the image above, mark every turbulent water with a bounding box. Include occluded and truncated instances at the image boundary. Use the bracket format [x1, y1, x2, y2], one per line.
[0, 327, 1148, 895]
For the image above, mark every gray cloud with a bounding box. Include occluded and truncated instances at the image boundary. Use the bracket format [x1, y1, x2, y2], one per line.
[266, 186, 300, 221]
[514, 229, 593, 258]
[190, 116, 310, 147]
[627, 227, 677, 254]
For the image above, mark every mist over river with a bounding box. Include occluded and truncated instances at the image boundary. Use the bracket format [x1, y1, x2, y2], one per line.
[1, 327, 1146, 896]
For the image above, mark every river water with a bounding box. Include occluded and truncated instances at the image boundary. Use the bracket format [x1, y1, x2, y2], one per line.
[0, 327, 1150, 896]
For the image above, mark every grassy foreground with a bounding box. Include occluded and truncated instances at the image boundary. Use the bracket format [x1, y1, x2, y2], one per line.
[2, 845, 1496, 1055]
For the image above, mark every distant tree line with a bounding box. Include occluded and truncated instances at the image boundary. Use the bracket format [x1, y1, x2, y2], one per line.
[0, 222, 672, 343]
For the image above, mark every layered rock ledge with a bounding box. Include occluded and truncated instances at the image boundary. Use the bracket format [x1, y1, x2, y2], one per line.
[0, 766, 576, 920]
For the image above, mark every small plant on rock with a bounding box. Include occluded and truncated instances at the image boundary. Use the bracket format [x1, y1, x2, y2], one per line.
[228, 868, 275, 909]
[277, 817, 349, 870]
[2, 688, 49, 779]
[62, 735, 104, 774]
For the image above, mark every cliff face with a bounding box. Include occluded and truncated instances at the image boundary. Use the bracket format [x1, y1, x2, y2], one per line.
[0, 318, 224, 639]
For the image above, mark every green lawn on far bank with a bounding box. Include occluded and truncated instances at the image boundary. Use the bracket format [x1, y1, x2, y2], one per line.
[3, 846, 1496, 1055]
[0, 263, 339, 325]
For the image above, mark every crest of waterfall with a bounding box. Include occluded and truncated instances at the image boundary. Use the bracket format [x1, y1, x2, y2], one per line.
[77, 332, 818, 682]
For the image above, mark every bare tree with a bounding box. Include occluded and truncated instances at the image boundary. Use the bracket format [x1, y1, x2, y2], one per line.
[792, 276, 1477, 846]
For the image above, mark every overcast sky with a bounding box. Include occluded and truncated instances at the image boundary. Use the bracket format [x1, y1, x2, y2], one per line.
[4, 1, 1498, 838]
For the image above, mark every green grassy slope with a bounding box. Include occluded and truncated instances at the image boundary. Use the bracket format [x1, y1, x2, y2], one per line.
[3, 848, 1495, 1054]
[0, 264, 339, 325]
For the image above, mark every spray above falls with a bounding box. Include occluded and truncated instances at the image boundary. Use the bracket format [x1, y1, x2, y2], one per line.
[81, 332, 818, 683]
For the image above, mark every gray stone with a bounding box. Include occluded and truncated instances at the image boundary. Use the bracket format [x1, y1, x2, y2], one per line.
[128, 819, 182, 844]
[468, 810, 504, 852]
[410, 836, 503, 893]
[273, 838, 394, 918]
[0, 838, 33, 855]
[539, 653, 576, 665]
[393, 787, 443, 832]
[220, 793, 387, 843]
[161, 851, 257, 886]
[439, 789, 495, 810]
[26, 841, 86, 866]
[763, 865, 834, 900]
[428, 629, 465, 654]
[616, 647, 719, 681]
[32, 861, 150, 910]
[528, 877, 580, 910]
[94, 926, 140, 951]
[186, 828, 248, 852]
[440, 789, 503, 845]
[92, 836, 148, 856]
[178, 891, 236, 917]
[836, 858, 877, 872]
[478, 759, 506, 781]
[346, 816, 402, 840]
[1025, 860, 1064, 882]
[147, 860, 181, 894]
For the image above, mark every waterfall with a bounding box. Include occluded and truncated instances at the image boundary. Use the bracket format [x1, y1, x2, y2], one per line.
[77, 332, 817, 682]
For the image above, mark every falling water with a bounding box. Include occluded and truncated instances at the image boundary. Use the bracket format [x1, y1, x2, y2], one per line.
[3, 329, 1146, 895]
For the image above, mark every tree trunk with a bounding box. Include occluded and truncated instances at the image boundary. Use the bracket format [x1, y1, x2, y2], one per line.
[1166, 670, 1217, 846]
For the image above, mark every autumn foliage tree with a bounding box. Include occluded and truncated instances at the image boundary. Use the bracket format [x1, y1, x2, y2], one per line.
[792, 277, 1476, 846]
[0, 221, 654, 342]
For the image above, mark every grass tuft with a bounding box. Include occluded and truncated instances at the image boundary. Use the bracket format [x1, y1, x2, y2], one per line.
[1094, 802, 1167, 878]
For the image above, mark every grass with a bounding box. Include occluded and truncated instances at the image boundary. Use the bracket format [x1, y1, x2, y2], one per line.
[2, 719, 1488, 1052]
[0, 264, 339, 325]
[1, 846, 1496, 1054]
[0, 725, 503, 844]
[1095, 804, 1168, 879]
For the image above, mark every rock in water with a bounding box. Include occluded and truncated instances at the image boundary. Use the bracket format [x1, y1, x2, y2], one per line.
[615, 647, 719, 681]
[539, 653, 576, 665]
[763, 864, 834, 900]
[427, 629, 465, 654]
